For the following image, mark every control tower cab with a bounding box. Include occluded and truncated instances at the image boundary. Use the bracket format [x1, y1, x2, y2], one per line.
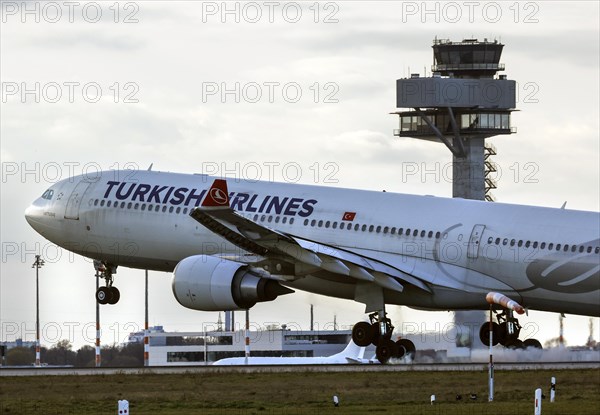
[393, 38, 517, 200]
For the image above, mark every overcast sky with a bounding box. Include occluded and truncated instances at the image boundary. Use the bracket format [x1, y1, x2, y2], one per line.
[1, 1, 599, 350]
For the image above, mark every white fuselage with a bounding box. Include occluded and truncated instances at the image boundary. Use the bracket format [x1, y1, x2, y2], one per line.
[25, 170, 600, 316]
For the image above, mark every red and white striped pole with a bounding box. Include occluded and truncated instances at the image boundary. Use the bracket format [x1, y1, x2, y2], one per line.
[488, 305, 494, 402]
[95, 270, 101, 367]
[144, 270, 149, 367]
[244, 309, 250, 365]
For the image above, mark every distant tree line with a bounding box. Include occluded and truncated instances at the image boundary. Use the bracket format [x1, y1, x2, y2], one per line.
[3, 340, 143, 367]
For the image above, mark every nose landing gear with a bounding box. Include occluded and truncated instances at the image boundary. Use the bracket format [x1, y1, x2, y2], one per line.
[94, 261, 120, 305]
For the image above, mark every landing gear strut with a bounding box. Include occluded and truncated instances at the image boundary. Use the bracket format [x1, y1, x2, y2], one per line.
[94, 261, 120, 305]
[479, 309, 542, 350]
[352, 311, 415, 364]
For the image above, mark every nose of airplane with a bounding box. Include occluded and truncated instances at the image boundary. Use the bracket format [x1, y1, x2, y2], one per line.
[24, 203, 43, 229]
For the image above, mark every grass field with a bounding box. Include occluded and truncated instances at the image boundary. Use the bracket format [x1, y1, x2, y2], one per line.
[1, 368, 599, 414]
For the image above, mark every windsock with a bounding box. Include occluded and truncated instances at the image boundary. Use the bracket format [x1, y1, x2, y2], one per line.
[486, 292, 525, 314]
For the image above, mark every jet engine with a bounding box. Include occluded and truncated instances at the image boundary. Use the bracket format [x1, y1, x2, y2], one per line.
[172, 255, 293, 311]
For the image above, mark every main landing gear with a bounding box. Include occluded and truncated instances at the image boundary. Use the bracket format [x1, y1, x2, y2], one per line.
[352, 311, 416, 364]
[94, 260, 120, 305]
[479, 309, 542, 350]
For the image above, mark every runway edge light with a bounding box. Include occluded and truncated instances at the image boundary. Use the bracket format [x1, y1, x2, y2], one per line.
[534, 388, 542, 415]
[118, 399, 129, 414]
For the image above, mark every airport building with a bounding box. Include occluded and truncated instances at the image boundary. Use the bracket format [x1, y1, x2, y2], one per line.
[144, 328, 354, 366]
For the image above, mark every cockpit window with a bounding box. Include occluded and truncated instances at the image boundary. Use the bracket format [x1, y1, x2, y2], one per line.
[41, 189, 54, 200]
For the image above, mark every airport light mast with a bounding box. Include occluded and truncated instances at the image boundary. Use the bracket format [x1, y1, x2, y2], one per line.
[393, 37, 516, 201]
[32, 254, 45, 367]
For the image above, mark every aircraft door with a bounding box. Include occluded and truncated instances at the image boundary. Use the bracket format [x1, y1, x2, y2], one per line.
[64, 180, 92, 220]
[467, 224, 486, 259]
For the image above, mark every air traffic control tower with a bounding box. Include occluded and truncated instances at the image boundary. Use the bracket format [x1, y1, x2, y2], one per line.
[393, 38, 516, 201]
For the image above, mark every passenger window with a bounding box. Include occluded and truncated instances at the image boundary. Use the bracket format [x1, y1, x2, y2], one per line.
[332, 222, 337, 229]
[383, 226, 389, 234]
[282, 217, 287, 224]
[533, 241, 538, 248]
[361, 225, 367, 232]
[368, 225, 374, 232]
[275, 216, 280, 223]
[176, 207, 181, 214]
[94, 199, 99, 206]
[495, 238, 500, 245]
[540, 242, 546, 249]
[391, 227, 396, 235]
[517, 240, 523, 247]
[267, 216, 273, 223]
[134, 203, 139, 210]
[340, 222, 345, 230]
[183, 208, 188, 214]
[311, 220, 316, 226]
[127, 202, 132, 209]
[100, 200, 105, 207]
[354, 224, 359, 231]
[304, 219, 309, 226]
[289, 218, 294, 225]
[325, 221, 330, 228]
[169, 206, 174, 213]
[420, 230, 426, 237]
[428, 231, 433, 238]
[548, 243, 554, 250]
[318, 220, 323, 227]
[556, 244, 561, 251]
[436, 232, 441, 239]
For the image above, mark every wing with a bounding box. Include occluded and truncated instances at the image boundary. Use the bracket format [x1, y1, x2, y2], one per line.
[191, 179, 433, 296]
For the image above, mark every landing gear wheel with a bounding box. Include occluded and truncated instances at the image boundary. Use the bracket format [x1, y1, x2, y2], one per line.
[505, 338, 524, 349]
[94, 261, 119, 305]
[107, 286, 120, 305]
[352, 322, 374, 347]
[395, 339, 416, 360]
[479, 322, 500, 346]
[96, 286, 112, 305]
[523, 339, 542, 349]
[497, 321, 508, 345]
[371, 327, 381, 346]
[376, 339, 398, 364]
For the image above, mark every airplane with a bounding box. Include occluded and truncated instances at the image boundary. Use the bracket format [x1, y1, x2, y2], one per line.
[212, 339, 376, 365]
[24, 169, 600, 363]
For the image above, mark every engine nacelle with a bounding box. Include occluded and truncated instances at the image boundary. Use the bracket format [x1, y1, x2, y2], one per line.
[172, 255, 293, 311]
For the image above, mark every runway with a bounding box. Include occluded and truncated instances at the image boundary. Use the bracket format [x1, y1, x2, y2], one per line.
[2, 361, 598, 376]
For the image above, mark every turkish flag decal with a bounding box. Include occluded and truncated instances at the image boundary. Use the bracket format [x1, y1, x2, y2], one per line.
[342, 212, 356, 221]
